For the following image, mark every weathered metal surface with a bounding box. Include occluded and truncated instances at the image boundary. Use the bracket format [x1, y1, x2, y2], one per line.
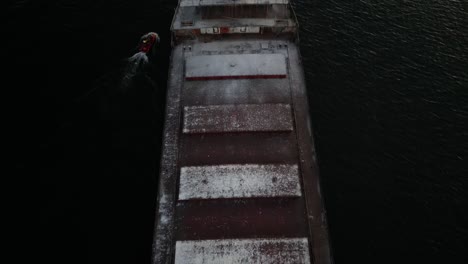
[185, 54, 287, 80]
[172, 1, 297, 42]
[200, 26, 260, 34]
[179, 132, 298, 166]
[183, 104, 293, 134]
[179, 164, 301, 200]
[181, 0, 289, 7]
[175, 18, 296, 31]
[287, 44, 333, 264]
[182, 78, 291, 106]
[175, 198, 308, 240]
[151, 46, 185, 264]
[174, 238, 310, 264]
[153, 1, 333, 263]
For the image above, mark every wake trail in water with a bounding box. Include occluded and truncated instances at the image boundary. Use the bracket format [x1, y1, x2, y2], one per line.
[76, 52, 149, 102]
[120, 52, 149, 92]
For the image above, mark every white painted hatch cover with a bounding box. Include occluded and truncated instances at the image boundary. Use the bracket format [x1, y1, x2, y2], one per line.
[178, 164, 301, 200]
[183, 104, 293, 134]
[185, 53, 287, 80]
[175, 237, 311, 264]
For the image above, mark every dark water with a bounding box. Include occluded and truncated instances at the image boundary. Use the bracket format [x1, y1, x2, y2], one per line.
[8, 0, 467, 263]
[294, 1, 468, 263]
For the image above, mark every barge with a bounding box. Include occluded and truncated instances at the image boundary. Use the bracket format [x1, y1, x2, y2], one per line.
[152, 1, 333, 263]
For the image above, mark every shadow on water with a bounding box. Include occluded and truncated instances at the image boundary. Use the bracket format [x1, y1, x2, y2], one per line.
[48, 48, 169, 263]
[7, 1, 176, 264]
[36, 44, 165, 264]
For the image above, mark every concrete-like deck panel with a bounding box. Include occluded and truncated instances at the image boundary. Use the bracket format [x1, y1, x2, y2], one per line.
[182, 78, 291, 105]
[178, 164, 301, 200]
[183, 104, 293, 133]
[185, 53, 287, 80]
[175, 238, 310, 264]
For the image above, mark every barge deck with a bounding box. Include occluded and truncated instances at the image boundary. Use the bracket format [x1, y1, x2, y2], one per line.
[152, 1, 333, 263]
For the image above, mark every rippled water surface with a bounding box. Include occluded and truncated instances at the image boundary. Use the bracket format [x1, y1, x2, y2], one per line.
[8, 0, 467, 263]
[293, 1, 467, 263]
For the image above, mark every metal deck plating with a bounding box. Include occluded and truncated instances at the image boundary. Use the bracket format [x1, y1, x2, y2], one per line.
[153, 1, 333, 263]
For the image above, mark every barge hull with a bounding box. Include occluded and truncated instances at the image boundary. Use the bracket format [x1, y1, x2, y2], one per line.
[153, 2, 333, 263]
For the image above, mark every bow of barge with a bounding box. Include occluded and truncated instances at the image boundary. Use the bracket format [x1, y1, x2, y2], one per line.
[153, 1, 333, 263]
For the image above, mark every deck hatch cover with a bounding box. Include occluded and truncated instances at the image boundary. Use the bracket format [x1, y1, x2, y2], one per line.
[183, 104, 293, 134]
[174, 238, 310, 264]
[185, 53, 287, 80]
[178, 164, 301, 200]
